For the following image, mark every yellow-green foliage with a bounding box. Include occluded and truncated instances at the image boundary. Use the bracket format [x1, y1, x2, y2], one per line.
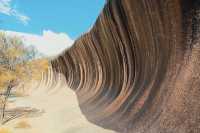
[0, 32, 49, 91]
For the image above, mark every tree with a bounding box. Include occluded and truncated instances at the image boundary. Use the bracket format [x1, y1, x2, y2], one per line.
[0, 32, 49, 124]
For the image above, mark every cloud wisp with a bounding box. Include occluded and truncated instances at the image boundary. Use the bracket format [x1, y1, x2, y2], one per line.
[2, 30, 74, 57]
[0, 0, 30, 25]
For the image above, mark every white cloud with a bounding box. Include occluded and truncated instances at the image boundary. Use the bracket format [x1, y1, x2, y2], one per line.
[0, 0, 30, 24]
[11, 10, 30, 25]
[2, 30, 74, 56]
[0, 0, 11, 15]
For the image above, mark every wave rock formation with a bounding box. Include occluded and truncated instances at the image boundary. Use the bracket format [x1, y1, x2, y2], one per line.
[51, 0, 200, 132]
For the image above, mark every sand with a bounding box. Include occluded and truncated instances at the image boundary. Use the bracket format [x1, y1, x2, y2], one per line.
[0, 75, 115, 133]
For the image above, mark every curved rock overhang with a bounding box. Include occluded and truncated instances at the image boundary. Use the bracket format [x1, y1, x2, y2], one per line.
[51, 0, 200, 132]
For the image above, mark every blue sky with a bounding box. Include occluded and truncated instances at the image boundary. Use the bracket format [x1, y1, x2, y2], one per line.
[0, 0, 105, 56]
[0, 0, 105, 39]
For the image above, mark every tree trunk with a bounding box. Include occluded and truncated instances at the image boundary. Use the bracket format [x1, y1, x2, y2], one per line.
[1, 84, 12, 123]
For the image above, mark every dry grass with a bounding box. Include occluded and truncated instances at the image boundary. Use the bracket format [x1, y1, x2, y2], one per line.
[0, 128, 11, 133]
[15, 120, 31, 129]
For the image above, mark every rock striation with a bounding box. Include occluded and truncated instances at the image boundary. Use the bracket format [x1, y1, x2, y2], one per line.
[51, 0, 200, 132]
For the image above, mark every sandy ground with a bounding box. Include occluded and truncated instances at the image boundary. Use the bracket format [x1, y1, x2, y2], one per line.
[0, 75, 115, 133]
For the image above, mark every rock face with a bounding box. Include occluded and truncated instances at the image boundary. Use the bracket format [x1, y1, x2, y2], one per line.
[51, 0, 200, 132]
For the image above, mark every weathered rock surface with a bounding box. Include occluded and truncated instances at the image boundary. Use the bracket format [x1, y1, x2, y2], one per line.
[52, 0, 200, 132]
